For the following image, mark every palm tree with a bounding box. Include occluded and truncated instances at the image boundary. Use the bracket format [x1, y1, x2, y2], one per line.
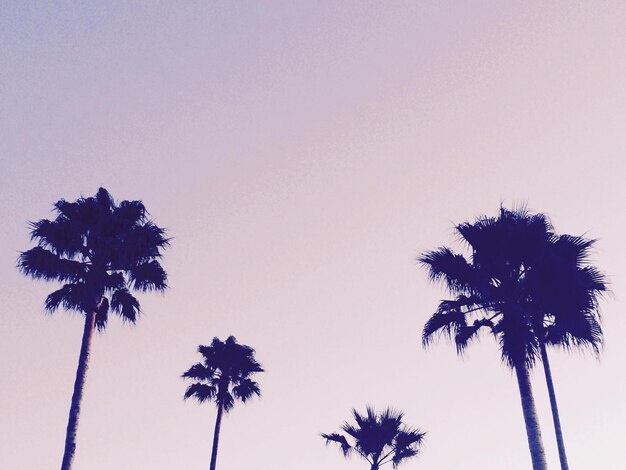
[182, 336, 263, 470]
[321, 406, 425, 470]
[529, 234, 607, 470]
[419, 207, 552, 470]
[17, 188, 169, 470]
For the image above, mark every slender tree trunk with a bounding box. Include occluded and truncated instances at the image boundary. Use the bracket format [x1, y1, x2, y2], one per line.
[514, 362, 548, 470]
[541, 342, 569, 470]
[210, 404, 224, 470]
[61, 310, 96, 470]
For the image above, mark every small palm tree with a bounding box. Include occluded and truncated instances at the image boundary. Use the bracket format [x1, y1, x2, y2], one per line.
[182, 336, 263, 470]
[18, 188, 169, 470]
[321, 407, 426, 470]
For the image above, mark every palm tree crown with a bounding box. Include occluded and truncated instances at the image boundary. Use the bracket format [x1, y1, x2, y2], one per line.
[322, 407, 426, 469]
[182, 336, 264, 411]
[18, 187, 169, 328]
[420, 206, 607, 364]
[420, 207, 555, 366]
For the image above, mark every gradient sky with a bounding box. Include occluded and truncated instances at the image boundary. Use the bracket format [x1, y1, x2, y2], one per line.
[1, 2, 625, 469]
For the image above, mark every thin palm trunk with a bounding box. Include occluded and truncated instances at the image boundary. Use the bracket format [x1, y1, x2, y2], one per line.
[210, 403, 224, 470]
[61, 310, 96, 470]
[541, 342, 569, 470]
[514, 362, 548, 470]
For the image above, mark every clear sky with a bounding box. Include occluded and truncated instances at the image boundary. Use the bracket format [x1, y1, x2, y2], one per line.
[1, 1, 625, 469]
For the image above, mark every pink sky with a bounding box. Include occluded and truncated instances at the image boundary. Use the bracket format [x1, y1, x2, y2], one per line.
[1, 2, 625, 469]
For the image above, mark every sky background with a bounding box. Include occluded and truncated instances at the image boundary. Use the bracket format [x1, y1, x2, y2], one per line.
[1, 1, 625, 469]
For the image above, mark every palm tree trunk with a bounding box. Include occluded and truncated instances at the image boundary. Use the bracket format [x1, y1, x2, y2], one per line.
[210, 403, 224, 470]
[541, 342, 569, 470]
[60, 310, 96, 470]
[514, 362, 548, 470]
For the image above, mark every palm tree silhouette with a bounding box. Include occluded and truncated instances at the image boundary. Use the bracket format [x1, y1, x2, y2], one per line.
[17, 188, 169, 470]
[321, 406, 425, 469]
[419, 207, 553, 469]
[420, 208, 608, 470]
[182, 336, 263, 470]
[529, 234, 607, 470]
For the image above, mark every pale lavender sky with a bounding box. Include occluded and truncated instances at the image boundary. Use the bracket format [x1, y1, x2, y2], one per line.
[1, 2, 625, 469]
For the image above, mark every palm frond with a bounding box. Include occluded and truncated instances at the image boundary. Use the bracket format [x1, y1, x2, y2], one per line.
[115, 200, 147, 227]
[95, 297, 109, 332]
[18, 247, 84, 282]
[232, 378, 261, 402]
[422, 309, 467, 347]
[29, 218, 85, 258]
[184, 383, 217, 403]
[321, 433, 353, 456]
[418, 248, 476, 293]
[110, 288, 140, 323]
[182, 363, 212, 380]
[130, 260, 167, 291]
[220, 392, 235, 412]
[104, 272, 126, 291]
[391, 447, 418, 467]
[119, 222, 170, 265]
[44, 283, 86, 313]
[455, 321, 488, 354]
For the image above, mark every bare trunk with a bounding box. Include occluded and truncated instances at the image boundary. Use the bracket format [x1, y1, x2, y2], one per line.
[60, 310, 96, 470]
[541, 342, 569, 470]
[210, 404, 224, 470]
[514, 362, 548, 470]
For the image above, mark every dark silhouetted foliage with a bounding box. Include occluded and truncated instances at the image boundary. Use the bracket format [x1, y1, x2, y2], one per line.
[18, 188, 169, 470]
[322, 406, 425, 469]
[419, 206, 607, 470]
[182, 336, 263, 470]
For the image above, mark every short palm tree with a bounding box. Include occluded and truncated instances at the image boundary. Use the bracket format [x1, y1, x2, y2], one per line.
[182, 336, 263, 470]
[18, 188, 169, 470]
[419, 207, 552, 469]
[321, 406, 425, 470]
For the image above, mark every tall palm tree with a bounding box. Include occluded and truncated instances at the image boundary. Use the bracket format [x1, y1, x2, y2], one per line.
[321, 406, 425, 470]
[182, 336, 263, 470]
[529, 234, 607, 470]
[17, 188, 169, 470]
[419, 207, 553, 470]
